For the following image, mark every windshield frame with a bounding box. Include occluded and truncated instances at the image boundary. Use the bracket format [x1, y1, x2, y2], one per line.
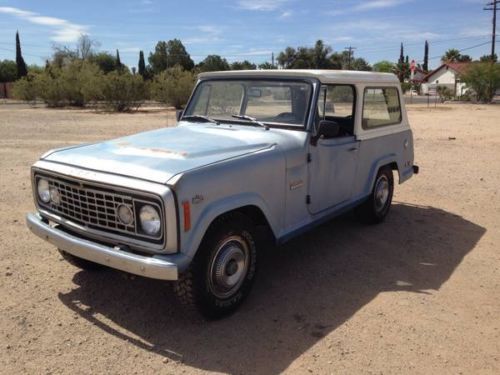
[182, 77, 318, 131]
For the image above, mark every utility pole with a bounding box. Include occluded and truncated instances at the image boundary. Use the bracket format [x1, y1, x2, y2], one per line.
[344, 46, 356, 70]
[271, 52, 275, 68]
[484, 0, 499, 61]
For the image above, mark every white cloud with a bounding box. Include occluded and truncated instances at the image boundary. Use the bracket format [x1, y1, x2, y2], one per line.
[355, 0, 411, 11]
[329, 0, 412, 15]
[279, 10, 292, 19]
[184, 25, 223, 45]
[0, 6, 87, 42]
[237, 0, 289, 11]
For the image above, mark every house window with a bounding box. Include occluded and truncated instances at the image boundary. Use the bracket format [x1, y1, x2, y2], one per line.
[362, 87, 402, 128]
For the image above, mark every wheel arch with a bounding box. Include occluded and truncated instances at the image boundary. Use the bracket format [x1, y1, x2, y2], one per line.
[180, 194, 278, 260]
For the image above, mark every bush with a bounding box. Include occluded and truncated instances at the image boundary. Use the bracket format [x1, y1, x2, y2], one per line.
[401, 82, 412, 93]
[101, 71, 146, 111]
[150, 65, 195, 109]
[12, 73, 38, 102]
[436, 86, 453, 102]
[461, 62, 500, 103]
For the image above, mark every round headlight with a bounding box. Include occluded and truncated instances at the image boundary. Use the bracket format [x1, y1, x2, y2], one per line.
[49, 186, 61, 205]
[117, 204, 134, 225]
[37, 179, 50, 203]
[139, 205, 161, 236]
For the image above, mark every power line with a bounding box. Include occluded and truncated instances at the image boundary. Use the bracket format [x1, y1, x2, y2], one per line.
[428, 41, 493, 60]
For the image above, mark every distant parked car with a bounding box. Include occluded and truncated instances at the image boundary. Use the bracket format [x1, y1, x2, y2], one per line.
[27, 70, 418, 318]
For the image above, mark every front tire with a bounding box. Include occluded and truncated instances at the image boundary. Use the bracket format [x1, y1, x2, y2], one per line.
[356, 167, 394, 224]
[174, 212, 257, 319]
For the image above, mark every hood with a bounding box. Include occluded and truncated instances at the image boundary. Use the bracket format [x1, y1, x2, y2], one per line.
[43, 123, 281, 184]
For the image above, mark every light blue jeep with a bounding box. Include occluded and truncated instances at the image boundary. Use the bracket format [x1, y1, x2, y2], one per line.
[27, 70, 418, 318]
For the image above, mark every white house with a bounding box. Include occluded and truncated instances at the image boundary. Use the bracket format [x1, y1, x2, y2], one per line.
[421, 63, 470, 96]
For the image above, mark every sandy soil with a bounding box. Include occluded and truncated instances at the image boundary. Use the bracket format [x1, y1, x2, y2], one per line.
[0, 103, 499, 374]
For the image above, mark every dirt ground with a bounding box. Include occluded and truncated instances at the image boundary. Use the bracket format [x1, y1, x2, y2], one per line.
[0, 103, 499, 374]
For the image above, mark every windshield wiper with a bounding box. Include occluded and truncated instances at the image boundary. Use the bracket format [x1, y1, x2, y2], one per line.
[231, 114, 269, 130]
[182, 115, 220, 125]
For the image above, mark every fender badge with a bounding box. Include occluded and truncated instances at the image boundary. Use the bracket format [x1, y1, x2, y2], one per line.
[192, 194, 204, 204]
[289, 180, 304, 190]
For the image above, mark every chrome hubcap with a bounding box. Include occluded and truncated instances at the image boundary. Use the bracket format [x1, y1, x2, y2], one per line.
[374, 175, 390, 212]
[209, 236, 249, 299]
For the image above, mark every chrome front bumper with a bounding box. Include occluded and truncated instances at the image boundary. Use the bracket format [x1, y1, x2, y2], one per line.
[26, 212, 184, 280]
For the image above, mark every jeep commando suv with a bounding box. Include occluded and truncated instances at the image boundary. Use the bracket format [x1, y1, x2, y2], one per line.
[27, 70, 418, 318]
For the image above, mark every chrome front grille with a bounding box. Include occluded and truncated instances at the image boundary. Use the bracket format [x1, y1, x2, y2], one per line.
[48, 178, 136, 235]
[34, 173, 164, 242]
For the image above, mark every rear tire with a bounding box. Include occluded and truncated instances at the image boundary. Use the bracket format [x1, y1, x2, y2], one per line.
[173, 212, 257, 319]
[356, 167, 394, 224]
[58, 249, 104, 271]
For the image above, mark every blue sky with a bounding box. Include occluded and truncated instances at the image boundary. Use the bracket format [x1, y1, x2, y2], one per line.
[0, 0, 496, 70]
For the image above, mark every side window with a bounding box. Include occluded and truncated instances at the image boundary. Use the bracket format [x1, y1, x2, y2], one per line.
[362, 87, 402, 128]
[317, 85, 355, 135]
[318, 85, 355, 119]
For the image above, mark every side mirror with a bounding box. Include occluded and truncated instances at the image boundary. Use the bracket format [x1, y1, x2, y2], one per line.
[176, 109, 184, 122]
[311, 120, 340, 146]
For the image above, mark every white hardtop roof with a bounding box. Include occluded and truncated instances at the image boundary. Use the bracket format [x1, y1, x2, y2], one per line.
[198, 69, 399, 84]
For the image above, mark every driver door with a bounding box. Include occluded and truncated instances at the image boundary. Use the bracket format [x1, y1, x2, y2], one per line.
[308, 85, 359, 214]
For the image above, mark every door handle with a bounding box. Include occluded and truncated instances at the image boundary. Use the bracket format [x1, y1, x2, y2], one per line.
[348, 147, 358, 152]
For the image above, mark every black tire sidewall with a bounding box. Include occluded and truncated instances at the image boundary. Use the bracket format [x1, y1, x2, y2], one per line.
[372, 168, 394, 220]
[192, 214, 257, 317]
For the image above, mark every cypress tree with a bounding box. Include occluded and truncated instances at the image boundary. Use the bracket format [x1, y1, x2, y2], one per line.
[138, 50, 146, 77]
[423, 40, 429, 72]
[399, 43, 404, 64]
[15, 31, 28, 78]
[116, 49, 122, 69]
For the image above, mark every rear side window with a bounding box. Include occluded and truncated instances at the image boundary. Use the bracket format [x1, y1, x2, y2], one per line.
[362, 87, 402, 128]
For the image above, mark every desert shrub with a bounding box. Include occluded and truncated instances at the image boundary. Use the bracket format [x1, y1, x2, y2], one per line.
[101, 71, 146, 111]
[150, 65, 195, 109]
[461, 62, 500, 103]
[12, 73, 38, 102]
[436, 86, 453, 102]
[401, 82, 412, 93]
[15, 61, 104, 107]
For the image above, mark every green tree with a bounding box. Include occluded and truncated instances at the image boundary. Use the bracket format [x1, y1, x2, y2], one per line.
[116, 49, 122, 69]
[148, 39, 194, 73]
[457, 54, 472, 63]
[461, 62, 500, 103]
[277, 47, 297, 68]
[15, 31, 28, 78]
[150, 65, 195, 109]
[258, 62, 274, 69]
[352, 57, 372, 71]
[90, 52, 117, 73]
[197, 55, 230, 72]
[0, 60, 17, 82]
[373, 60, 395, 73]
[442, 48, 461, 63]
[138, 50, 146, 77]
[423, 40, 429, 72]
[480, 54, 498, 63]
[312, 40, 333, 68]
[231, 60, 256, 70]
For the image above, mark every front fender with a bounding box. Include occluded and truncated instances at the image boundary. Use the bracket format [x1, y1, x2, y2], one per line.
[180, 192, 277, 259]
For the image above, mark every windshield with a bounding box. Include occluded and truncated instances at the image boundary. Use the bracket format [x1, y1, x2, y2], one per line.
[184, 79, 313, 128]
